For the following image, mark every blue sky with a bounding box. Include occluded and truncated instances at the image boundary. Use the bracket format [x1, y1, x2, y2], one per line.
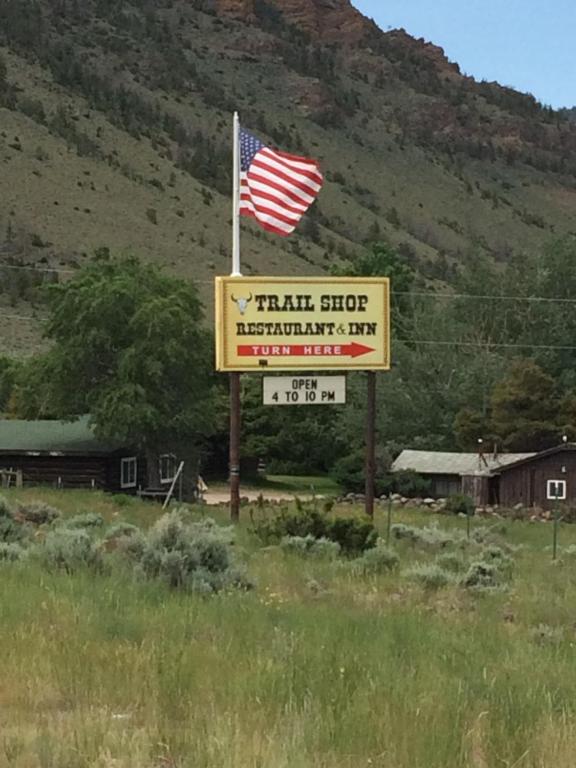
[354, 0, 575, 109]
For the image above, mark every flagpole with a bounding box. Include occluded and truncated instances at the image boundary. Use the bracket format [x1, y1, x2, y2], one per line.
[231, 111, 241, 277]
[230, 111, 241, 521]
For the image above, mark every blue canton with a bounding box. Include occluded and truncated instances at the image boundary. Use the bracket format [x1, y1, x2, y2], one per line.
[240, 128, 264, 172]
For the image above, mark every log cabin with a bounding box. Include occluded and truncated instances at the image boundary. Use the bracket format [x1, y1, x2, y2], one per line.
[0, 416, 197, 498]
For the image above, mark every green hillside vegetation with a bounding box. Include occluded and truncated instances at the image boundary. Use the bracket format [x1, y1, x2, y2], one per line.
[2, 0, 576, 352]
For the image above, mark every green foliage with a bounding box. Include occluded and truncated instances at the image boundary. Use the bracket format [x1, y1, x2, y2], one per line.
[460, 561, 504, 590]
[16, 253, 214, 456]
[130, 512, 251, 593]
[16, 501, 60, 526]
[445, 494, 474, 517]
[393, 470, 432, 498]
[353, 544, 399, 575]
[0, 542, 25, 562]
[280, 535, 341, 560]
[490, 360, 560, 450]
[0, 356, 20, 412]
[38, 529, 103, 573]
[104, 521, 140, 540]
[0, 499, 28, 544]
[61, 512, 105, 530]
[253, 506, 377, 555]
[404, 563, 454, 590]
[435, 552, 467, 573]
[391, 523, 459, 550]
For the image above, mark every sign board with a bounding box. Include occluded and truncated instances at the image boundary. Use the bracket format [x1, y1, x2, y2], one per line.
[263, 376, 346, 406]
[215, 277, 390, 372]
[547, 479, 567, 501]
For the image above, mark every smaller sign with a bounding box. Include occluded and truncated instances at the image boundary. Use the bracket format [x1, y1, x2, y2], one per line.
[263, 376, 346, 406]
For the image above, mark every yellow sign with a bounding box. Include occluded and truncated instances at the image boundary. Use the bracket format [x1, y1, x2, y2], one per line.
[215, 276, 390, 372]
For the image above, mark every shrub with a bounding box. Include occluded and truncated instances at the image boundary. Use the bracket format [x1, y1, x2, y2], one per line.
[111, 494, 134, 508]
[354, 544, 399, 575]
[0, 542, 25, 562]
[435, 552, 467, 573]
[253, 506, 377, 555]
[16, 501, 60, 526]
[38, 529, 103, 573]
[280, 535, 341, 560]
[404, 563, 454, 590]
[445, 494, 474, 516]
[61, 512, 105, 529]
[391, 523, 458, 550]
[104, 521, 140, 540]
[460, 561, 504, 589]
[393, 469, 432, 498]
[129, 512, 251, 593]
[479, 546, 514, 580]
[0, 500, 29, 544]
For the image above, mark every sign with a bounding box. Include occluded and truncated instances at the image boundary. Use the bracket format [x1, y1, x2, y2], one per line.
[215, 277, 390, 372]
[547, 479, 566, 501]
[263, 376, 346, 406]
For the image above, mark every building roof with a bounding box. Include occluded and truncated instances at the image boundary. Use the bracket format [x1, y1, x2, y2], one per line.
[391, 449, 536, 477]
[0, 416, 125, 456]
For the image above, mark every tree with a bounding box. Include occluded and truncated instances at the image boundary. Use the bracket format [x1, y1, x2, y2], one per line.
[18, 252, 214, 481]
[490, 360, 559, 450]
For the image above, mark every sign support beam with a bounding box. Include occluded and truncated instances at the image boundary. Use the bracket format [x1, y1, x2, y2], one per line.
[229, 372, 241, 522]
[365, 371, 376, 519]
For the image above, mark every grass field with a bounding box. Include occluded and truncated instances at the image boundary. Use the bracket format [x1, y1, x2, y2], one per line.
[2, 488, 576, 767]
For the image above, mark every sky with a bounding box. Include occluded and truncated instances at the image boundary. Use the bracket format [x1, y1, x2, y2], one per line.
[354, 0, 576, 109]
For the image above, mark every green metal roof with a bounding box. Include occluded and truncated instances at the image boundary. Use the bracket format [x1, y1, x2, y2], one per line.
[0, 416, 125, 455]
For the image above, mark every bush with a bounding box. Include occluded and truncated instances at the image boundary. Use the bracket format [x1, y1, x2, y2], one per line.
[61, 512, 105, 529]
[393, 469, 432, 498]
[129, 512, 251, 593]
[445, 494, 474, 516]
[280, 535, 341, 560]
[16, 501, 60, 526]
[460, 561, 503, 589]
[435, 552, 467, 573]
[479, 546, 514, 580]
[0, 499, 29, 544]
[404, 563, 454, 590]
[104, 521, 140, 540]
[0, 542, 25, 562]
[353, 544, 399, 575]
[391, 523, 459, 550]
[38, 529, 103, 573]
[253, 506, 377, 555]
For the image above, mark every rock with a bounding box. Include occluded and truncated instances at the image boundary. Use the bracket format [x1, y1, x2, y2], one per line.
[412, 498, 423, 507]
[437, 498, 447, 506]
[423, 498, 435, 506]
[391, 493, 402, 501]
[513, 503, 524, 511]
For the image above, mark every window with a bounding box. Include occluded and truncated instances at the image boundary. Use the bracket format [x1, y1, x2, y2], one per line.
[547, 479, 566, 501]
[121, 457, 137, 489]
[159, 454, 177, 484]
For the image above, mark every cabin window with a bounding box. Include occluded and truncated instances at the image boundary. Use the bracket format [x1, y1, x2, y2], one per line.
[121, 457, 137, 489]
[547, 479, 566, 501]
[159, 454, 177, 484]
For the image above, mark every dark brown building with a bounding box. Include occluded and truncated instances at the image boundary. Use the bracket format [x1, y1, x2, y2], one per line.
[0, 417, 196, 498]
[495, 444, 576, 508]
[392, 444, 576, 508]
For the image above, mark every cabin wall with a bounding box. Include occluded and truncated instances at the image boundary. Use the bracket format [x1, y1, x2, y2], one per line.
[499, 451, 576, 508]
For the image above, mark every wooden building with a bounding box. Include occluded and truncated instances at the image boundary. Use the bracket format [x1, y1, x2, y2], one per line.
[392, 444, 576, 508]
[0, 417, 197, 498]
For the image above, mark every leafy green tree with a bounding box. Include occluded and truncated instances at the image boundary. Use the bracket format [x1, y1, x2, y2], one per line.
[0, 357, 20, 414]
[490, 359, 560, 450]
[17, 252, 214, 481]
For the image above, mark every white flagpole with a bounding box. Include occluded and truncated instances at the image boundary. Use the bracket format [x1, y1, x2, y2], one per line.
[231, 111, 241, 276]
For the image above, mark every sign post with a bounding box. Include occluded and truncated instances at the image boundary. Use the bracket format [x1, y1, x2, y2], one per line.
[547, 479, 566, 560]
[365, 371, 376, 519]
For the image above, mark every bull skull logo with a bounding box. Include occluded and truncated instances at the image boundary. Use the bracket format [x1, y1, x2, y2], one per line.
[231, 293, 253, 316]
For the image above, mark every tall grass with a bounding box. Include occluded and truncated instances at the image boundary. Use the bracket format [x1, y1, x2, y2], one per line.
[1, 489, 576, 766]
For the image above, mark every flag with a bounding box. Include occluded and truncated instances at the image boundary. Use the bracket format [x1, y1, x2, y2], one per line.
[239, 126, 323, 236]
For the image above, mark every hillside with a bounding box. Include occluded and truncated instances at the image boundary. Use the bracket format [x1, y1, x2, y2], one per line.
[2, 0, 576, 353]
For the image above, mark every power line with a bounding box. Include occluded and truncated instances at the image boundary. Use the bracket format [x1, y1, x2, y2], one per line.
[1, 262, 576, 305]
[399, 339, 576, 351]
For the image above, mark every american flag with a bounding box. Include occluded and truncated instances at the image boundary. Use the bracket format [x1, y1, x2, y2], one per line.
[239, 126, 323, 236]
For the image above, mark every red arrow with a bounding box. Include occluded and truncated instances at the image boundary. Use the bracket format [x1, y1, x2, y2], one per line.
[237, 342, 375, 358]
